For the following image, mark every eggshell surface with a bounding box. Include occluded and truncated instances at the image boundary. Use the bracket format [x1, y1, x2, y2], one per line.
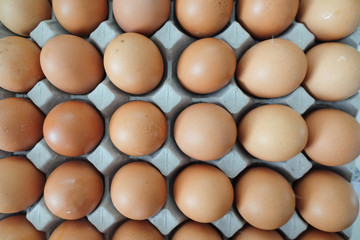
[0, 215, 46, 240]
[112, 220, 164, 240]
[171, 221, 222, 240]
[297, 228, 343, 240]
[232, 225, 283, 240]
[49, 219, 104, 240]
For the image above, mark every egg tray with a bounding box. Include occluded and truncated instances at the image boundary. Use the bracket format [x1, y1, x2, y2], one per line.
[1, 0, 360, 239]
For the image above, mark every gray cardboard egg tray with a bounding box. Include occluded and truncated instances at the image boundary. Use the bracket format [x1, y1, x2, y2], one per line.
[1, 1, 360, 239]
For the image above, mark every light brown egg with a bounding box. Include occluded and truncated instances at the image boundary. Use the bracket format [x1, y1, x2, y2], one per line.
[112, 220, 164, 240]
[235, 167, 295, 230]
[172, 221, 222, 240]
[232, 225, 283, 240]
[177, 38, 236, 94]
[49, 219, 104, 240]
[304, 108, 360, 166]
[236, 38, 307, 98]
[302, 42, 360, 101]
[175, 0, 233, 37]
[113, 0, 170, 36]
[174, 103, 237, 161]
[238, 104, 308, 162]
[0, 97, 44, 152]
[43, 100, 104, 157]
[0, 215, 46, 240]
[297, 0, 360, 41]
[0, 36, 44, 93]
[109, 101, 167, 156]
[110, 162, 167, 220]
[40, 34, 104, 94]
[294, 169, 359, 232]
[173, 164, 234, 223]
[0, 156, 45, 214]
[53, 0, 108, 36]
[236, 0, 299, 39]
[297, 228, 344, 240]
[0, 0, 51, 36]
[44, 160, 104, 220]
[104, 33, 164, 95]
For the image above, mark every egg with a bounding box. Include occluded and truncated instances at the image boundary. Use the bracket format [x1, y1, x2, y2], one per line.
[49, 219, 103, 240]
[232, 225, 283, 240]
[0, 36, 44, 93]
[43, 100, 104, 157]
[236, 38, 307, 98]
[294, 169, 359, 232]
[44, 160, 104, 220]
[0, 215, 46, 240]
[297, 228, 344, 240]
[175, 0, 233, 37]
[104, 33, 164, 95]
[171, 221, 221, 240]
[235, 167, 295, 230]
[0, 0, 51, 36]
[110, 162, 167, 220]
[112, 220, 164, 240]
[238, 104, 308, 162]
[174, 103, 237, 161]
[236, 0, 299, 39]
[53, 0, 108, 36]
[0, 97, 44, 152]
[40, 34, 104, 94]
[173, 164, 234, 223]
[0, 156, 45, 214]
[302, 42, 360, 101]
[177, 38, 236, 94]
[113, 0, 170, 36]
[109, 101, 167, 156]
[297, 0, 360, 41]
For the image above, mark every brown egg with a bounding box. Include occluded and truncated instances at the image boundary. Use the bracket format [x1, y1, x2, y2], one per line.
[238, 104, 308, 162]
[172, 221, 222, 240]
[112, 220, 164, 240]
[0, 156, 44, 213]
[0, 215, 46, 240]
[297, 228, 344, 240]
[236, 0, 299, 39]
[110, 162, 167, 220]
[0, 36, 44, 93]
[175, 0, 233, 37]
[173, 164, 234, 223]
[40, 34, 104, 94]
[113, 0, 170, 36]
[297, 0, 360, 41]
[304, 109, 360, 166]
[43, 100, 104, 157]
[104, 33, 164, 95]
[235, 167, 295, 230]
[0, 0, 51, 36]
[174, 103, 237, 161]
[44, 160, 104, 220]
[177, 38, 236, 94]
[53, 0, 108, 36]
[0, 97, 44, 152]
[302, 42, 360, 101]
[232, 225, 283, 240]
[236, 39, 307, 98]
[49, 219, 103, 240]
[109, 101, 167, 156]
[294, 169, 359, 232]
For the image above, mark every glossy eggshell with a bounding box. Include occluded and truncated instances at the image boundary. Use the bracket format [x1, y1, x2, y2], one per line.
[0, 97, 45, 152]
[113, 0, 170, 36]
[40, 34, 104, 94]
[0, 215, 46, 240]
[232, 225, 283, 240]
[49, 219, 104, 240]
[238, 104, 308, 162]
[177, 38, 236, 94]
[175, 0, 233, 37]
[44, 160, 104, 220]
[173, 164, 234, 223]
[294, 169, 359, 232]
[235, 167, 295, 230]
[236, 39, 307, 98]
[172, 221, 222, 240]
[110, 162, 167, 220]
[112, 220, 164, 240]
[43, 100, 104, 157]
[104, 33, 164, 95]
[297, 228, 344, 240]
[174, 103, 237, 161]
[109, 101, 167, 156]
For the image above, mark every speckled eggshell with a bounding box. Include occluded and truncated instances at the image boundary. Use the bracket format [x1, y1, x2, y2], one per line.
[49, 219, 104, 240]
[112, 220, 164, 240]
